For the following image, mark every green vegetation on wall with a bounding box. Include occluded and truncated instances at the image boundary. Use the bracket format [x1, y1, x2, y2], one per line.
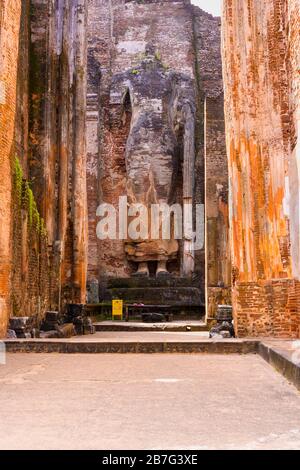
[13, 156, 47, 237]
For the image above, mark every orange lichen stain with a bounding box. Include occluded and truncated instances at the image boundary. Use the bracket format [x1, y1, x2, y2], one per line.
[228, 132, 293, 284]
[267, 183, 275, 220]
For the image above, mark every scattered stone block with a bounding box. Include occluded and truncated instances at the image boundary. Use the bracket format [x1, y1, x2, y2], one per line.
[56, 323, 76, 338]
[45, 311, 60, 323]
[9, 317, 31, 330]
[209, 305, 235, 338]
[41, 311, 60, 332]
[83, 317, 96, 335]
[40, 330, 60, 339]
[6, 329, 17, 339]
[9, 317, 35, 338]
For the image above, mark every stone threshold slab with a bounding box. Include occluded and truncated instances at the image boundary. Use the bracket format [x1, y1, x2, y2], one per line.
[4, 338, 259, 354]
[94, 321, 208, 332]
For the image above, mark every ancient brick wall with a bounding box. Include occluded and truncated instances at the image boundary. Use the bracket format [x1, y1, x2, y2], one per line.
[29, 0, 88, 309]
[11, 162, 51, 321]
[222, 0, 300, 337]
[0, 0, 52, 331]
[0, 0, 22, 336]
[205, 95, 231, 320]
[193, 8, 231, 319]
[288, 0, 300, 281]
[0, 0, 89, 337]
[14, 0, 30, 176]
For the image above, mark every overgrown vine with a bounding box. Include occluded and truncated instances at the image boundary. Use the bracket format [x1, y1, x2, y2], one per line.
[13, 156, 47, 237]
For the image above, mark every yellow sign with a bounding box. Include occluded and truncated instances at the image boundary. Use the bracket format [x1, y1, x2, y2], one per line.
[112, 300, 123, 320]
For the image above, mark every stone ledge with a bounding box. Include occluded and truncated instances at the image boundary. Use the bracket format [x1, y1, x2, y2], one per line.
[259, 342, 300, 391]
[105, 277, 201, 289]
[4, 339, 259, 354]
[102, 287, 204, 307]
[94, 321, 208, 332]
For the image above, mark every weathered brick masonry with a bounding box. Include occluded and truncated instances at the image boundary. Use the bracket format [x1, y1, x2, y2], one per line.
[0, 0, 88, 336]
[11, 1, 51, 323]
[29, 0, 89, 309]
[2, 0, 298, 338]
[29, 0, 88, 308]
[222, 0, 300, 337]
[0, 0, 22, 336]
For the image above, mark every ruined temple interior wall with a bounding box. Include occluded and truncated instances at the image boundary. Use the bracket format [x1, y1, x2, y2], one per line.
[87, 1, 229, 309]
[0, 0, 22, 336]
[111, 1, 194, 76]
[29, 0, 88, 309]
[0, 0, 50, 327]
[1, 0, 230, 330]
[11, 0, 51, 320]
[14, 0, 30, 175]
[205, 96, 231, 319]
[193, 7, 231, 318]
[288, 0, 300, 280]
[0, 0, 89, 335]
[222, 0, 300, 337]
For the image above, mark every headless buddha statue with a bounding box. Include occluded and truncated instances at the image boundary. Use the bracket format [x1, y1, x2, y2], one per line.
[109, 44, 196, 278]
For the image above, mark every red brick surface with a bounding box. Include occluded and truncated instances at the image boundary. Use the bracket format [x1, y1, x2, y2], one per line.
[223, 0, 300, 337]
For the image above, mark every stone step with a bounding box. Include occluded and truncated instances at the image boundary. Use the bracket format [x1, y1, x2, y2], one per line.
[4, 337, 260, 354]
[93, 321, 208, 332]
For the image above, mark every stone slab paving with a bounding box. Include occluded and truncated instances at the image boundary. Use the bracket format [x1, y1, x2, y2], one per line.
[94, 321, 208, 332]
[4, 332, 259, 354]
[0, 354, 299, 450]
[63, 331, 211, 342]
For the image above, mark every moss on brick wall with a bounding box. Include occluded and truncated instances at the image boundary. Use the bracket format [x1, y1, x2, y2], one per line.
[11, 157, 50, 320]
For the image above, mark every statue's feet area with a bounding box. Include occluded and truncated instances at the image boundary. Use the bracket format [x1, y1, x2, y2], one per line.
[132, 270, 149, 278]
[132, 262, 149, 278]
[156, 261, 170, 278]
[156, 269, 171, 278]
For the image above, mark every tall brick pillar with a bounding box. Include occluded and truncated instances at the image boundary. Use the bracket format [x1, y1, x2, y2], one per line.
[0, 1, 22, 336]
[222, 0, 300, 337]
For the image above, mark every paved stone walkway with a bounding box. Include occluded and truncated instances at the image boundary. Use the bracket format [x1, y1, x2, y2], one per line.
[0, 353, 299, 450]
[57, 331, 210, 342]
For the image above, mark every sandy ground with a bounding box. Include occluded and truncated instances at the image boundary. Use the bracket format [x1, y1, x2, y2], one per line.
[0, 353, 299, 450]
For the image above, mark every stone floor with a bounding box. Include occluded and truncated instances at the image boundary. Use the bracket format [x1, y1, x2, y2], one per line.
[94, 320, 208, 332]
[0, 353, 299, 450]
[53, 331, 210, 342]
